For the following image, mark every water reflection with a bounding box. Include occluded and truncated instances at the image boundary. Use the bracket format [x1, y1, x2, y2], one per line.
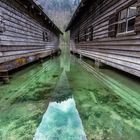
[34, 98, 86, 140]
[51, 70, 72, 103]
[67, 57, 140, 140]
[34, 60, 87, 140]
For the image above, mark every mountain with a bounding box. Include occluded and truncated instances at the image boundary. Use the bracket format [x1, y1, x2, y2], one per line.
[36, 0, 81, 30]
[37, 0, 80, 12]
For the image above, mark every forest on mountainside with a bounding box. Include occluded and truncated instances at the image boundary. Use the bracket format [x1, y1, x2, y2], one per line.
[36, 0, 81, 30]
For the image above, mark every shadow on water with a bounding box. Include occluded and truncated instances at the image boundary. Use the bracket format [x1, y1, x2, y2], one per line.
[33, 45, 87, 140]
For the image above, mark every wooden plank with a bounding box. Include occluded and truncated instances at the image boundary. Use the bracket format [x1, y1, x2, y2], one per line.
[0, 0, 60, 66]
[69, 0, 140, 77]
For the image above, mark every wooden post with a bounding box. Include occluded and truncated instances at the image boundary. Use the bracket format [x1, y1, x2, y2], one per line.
[39, 58, 44, 63]
[80, 54, 82, 60]
[0, 70, 10, 84]
[95, 60, 104, 68]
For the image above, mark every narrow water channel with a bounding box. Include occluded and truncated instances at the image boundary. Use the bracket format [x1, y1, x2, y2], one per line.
[0, 45, 140, 140]
[34, 70, 86, 140]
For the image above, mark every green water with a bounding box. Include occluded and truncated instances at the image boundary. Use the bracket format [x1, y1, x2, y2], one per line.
[0, 45, 140, 140]
[34, 70, 86, 140]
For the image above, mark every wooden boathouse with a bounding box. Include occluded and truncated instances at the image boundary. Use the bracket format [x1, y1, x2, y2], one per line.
[66, 0, 140, 78]
[0, 0, 62, 82]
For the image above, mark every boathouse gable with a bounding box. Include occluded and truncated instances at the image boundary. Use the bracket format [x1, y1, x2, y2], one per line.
[66, 0, 140, 77]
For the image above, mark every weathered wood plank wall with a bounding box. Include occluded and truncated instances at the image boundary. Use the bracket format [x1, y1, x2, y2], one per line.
[67, 0, 140, 77]
[0, 0, 62, 72]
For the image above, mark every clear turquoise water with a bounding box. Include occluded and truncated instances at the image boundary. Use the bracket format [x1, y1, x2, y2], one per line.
[0, 45, 140, 140]
[34, 98, 86, 140]
[34, 70, 87, 140]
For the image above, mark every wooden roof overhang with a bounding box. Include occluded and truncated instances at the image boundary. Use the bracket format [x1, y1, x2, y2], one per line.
[15, 0, 63, 35]
[65, 0, 90, 32]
